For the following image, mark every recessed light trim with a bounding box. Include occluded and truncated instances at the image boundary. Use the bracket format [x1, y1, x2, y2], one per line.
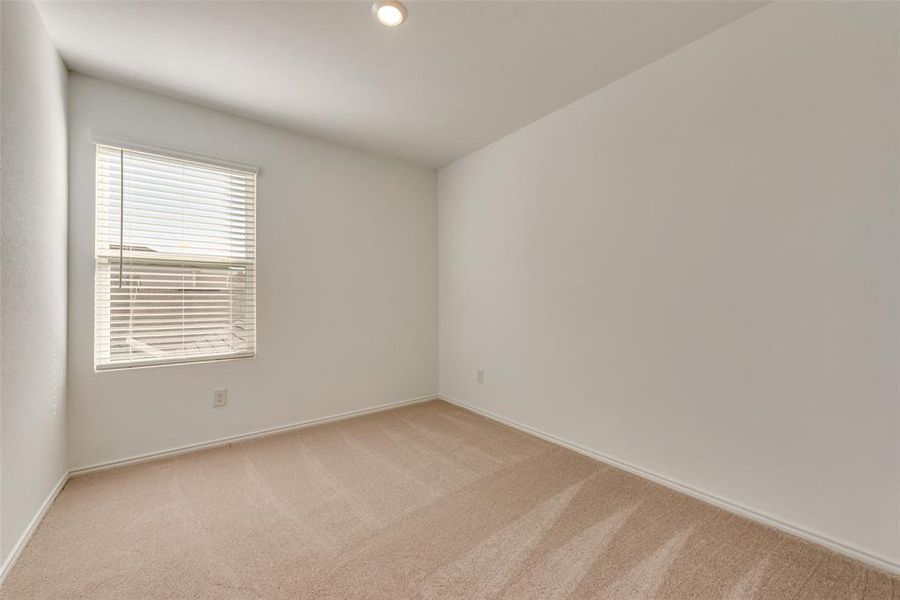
[372, 1, 407, 27]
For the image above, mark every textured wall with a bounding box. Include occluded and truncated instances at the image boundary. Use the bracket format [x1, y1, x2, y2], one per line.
[67, 75, 438, 470]
[439, 1, 900, 566]
[0, 0, 69, 565]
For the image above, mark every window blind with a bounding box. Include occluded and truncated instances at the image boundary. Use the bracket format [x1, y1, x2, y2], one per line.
[94, 144, 257, 370]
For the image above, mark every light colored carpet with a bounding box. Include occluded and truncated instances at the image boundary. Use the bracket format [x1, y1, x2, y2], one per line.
[2, 399, 897, 599]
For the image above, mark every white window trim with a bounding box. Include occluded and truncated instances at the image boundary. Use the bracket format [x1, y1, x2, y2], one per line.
[89, 132, 260, 175]
[93, 137, 258, 371]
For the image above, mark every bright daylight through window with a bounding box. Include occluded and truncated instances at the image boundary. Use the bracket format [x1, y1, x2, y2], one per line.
[94, 144, 257, 370]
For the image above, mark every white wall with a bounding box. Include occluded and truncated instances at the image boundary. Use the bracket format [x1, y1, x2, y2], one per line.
[439, 1, 900, 567]
[0, 0, 69, 565]
[68, 75, 437, 470]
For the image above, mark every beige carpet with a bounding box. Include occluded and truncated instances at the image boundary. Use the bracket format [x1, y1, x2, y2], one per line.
[2, 400, 897, 599]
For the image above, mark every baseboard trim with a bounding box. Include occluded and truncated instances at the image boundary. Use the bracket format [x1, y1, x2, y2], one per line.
[1, 394, 437, 587]
[438, 393, 900, 577]
[70, 394, 438, 477]
[0, 471, 68, 587]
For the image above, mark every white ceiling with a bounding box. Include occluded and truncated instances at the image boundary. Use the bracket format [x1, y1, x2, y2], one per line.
[37, 1, 763, 167]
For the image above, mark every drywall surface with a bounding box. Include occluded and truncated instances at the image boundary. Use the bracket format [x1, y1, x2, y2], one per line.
[0, 0, 69, 564]
[439, 1, 900, 565]
[68, 75, 437, 469]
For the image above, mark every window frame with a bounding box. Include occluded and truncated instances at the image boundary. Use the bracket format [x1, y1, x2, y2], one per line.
[92, 135, 259, 372]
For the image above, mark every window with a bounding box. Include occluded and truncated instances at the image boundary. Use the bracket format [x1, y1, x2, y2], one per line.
[94, 143, 257, 370]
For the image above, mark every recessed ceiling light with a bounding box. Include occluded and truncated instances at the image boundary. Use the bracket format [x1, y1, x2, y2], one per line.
[372, 1, 407, 27]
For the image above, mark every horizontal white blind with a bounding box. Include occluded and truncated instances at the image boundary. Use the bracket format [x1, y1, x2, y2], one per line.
[95, 144, 257, 370]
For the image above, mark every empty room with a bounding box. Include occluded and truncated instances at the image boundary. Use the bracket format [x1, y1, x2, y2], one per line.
[1, 0, 899, 597]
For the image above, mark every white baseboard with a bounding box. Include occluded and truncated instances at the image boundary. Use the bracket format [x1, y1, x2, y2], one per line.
[438, 394, 900, 577]
[0, 471, 68, 587]
[70, 394, 438, 477]
[0, 394, 437, 586]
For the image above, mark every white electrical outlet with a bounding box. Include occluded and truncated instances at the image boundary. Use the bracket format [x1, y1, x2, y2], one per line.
[213, 388, 227, 408]
[476, 369, 484, 384]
